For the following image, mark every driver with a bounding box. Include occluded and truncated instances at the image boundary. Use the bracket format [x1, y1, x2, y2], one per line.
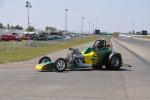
[96, 40, 104, 50]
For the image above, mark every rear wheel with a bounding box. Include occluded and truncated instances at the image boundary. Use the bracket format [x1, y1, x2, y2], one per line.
[39, 56, 51, 64]
[55, 58, 67, 72]
[105, 53, 122, 70]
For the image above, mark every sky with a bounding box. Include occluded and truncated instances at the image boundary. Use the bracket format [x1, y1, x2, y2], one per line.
[0, 0, 150, 33]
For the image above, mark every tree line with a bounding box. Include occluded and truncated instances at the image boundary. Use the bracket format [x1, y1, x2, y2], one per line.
[0, 23, 23, 30]
[0, 22, 57, 32]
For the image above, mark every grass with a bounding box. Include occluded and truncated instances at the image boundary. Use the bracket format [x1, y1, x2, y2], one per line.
[0, 35, 110, 63]
[131, 35, 150, 40]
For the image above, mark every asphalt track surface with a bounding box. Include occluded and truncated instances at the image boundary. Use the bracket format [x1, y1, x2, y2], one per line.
[0, 37, 150, 100]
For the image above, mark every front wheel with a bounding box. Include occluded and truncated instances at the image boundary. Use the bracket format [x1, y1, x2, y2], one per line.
[55, 58, 67, 72]
[38, 56, 51, 64]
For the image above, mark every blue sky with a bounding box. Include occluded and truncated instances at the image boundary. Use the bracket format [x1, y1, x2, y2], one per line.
[0, 0, 150, 33]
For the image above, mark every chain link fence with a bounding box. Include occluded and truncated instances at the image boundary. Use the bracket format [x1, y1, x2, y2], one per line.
[0, 40, 52, 52]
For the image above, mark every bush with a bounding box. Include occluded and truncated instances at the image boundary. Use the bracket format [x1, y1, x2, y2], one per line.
[113, 32, 120, 37]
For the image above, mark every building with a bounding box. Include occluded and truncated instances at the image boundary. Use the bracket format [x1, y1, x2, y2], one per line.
[141, 30, 148, 35]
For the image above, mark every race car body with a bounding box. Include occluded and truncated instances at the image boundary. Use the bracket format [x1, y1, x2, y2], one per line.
[35, 40, 122, 72]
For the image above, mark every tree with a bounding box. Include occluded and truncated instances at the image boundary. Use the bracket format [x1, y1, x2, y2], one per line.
[45, 26, 57, 31]
[7, 24, 10, 29]
[0, 22, 4, 29]
[132, 30, 135, 35]
[10, 25, 23, 30]
[26, 26, 35, 32]
[113, 32, 120, 37]
[10, 26, 15, 29]
[14, 25, 23, 30]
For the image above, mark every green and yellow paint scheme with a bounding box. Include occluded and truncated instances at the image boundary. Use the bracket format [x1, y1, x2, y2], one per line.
[35, 62, 54, 71]
[35, 40, 123, 72]
[82, 47, 111, 66]
[82, 47, 97, 64]
[35, 47, 111, 71]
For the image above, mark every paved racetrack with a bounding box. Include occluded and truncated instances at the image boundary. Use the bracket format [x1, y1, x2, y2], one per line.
[0, 38, 150, 100]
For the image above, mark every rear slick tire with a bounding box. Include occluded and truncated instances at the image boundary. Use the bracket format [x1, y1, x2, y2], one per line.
[105, 53, 122, 70]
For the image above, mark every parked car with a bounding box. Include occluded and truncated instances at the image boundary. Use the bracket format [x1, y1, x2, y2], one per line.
[33, 34, 63, 41]
[65, 36, 72, 39]
[0, 35, 21, 41]
[48, 35, 63, 40]
[33, 34, 48, 41]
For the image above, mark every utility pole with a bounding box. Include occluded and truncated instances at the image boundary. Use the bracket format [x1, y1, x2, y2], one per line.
[81, 17, 85, 34]
[26, 0, 32, 46]
[95, 20, 98, 30]
[89, 21, 91, 34]
[65, 9, 68, 34]
[131, 21, 135, 34]
[92, 23, 95, 34]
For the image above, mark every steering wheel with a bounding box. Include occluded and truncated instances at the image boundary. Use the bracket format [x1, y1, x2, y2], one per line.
[92, 40, 106, 50]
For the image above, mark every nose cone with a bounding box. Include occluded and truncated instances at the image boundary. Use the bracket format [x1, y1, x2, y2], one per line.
[35, 64, 45, 71]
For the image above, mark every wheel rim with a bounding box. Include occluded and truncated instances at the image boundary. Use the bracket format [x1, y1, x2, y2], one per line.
[56, 60, 66, 70]
[111, 56, 120, 67]
[42, 58, 50, 63]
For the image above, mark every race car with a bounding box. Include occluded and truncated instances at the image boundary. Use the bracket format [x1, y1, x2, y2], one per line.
[35, 39, 123, 72]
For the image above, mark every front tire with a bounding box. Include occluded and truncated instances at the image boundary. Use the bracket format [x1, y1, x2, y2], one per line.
[55, 58, 67, 72]
[39, 56, 51, 64]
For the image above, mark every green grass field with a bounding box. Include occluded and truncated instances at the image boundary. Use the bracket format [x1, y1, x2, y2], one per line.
[0, 35, 110, 63]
